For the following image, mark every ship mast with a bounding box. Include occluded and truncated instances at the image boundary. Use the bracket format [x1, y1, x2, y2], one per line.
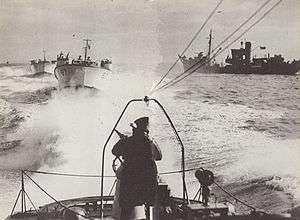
[83, 39, 92, 62]
[43, 49, 46, 62]
[207, 29, 213, 64]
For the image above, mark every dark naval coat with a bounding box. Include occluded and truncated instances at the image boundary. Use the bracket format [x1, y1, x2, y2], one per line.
[112, 131, 161, 208]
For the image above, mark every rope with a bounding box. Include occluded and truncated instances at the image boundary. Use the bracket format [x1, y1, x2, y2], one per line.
[108, 179, 117, 196]
[23, 171, 92, 219]
[10, 190, 22, 215]
[161, 167, 259, 211]
[150, 0, 224, 92]
[212, 180, 257, 211]
[213, 0, 282, 61]
[193, 187, 201, 201]
[185, 168, 258, 212]
[24, 169, 115, 178]
[150, 51, 218, 94]
[22, 168, 260, 214]
[24, 190, 41, 217]
[160, 167, 202, 175]
[25, 167, 210, 177]
[211, 0, 273, 54]
[151, 0, 282, 94]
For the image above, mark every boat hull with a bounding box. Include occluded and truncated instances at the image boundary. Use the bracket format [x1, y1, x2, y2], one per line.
[7, 195, 297, 220]
[182, 63, 300, 75]
[182, 62, 221, 74]
[101, 63, 112, 71]
[30, 62, 55, 75]
[54, 64, 110, 90]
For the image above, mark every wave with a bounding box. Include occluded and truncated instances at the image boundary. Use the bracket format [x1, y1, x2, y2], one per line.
[21, 71, 52, 78]
[0, 62, 299, 216]
[0, 87, 114, 172]
[0, 140, 22, 153]
[0, 65, 57, 97]
[220, 137, 300, 206]
[0, 99, 25, 134]
[213, 175, 296, 214]
[0, 103, 62, 170]
[3, 87, 56, 104]
[0, 134, 61, 170]
[0, 65, 30, 77]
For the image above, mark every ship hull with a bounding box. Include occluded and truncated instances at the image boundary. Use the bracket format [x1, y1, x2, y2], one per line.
[6, 195, 297, 220]
[54, 64, 110, 90]
[183, 65, 221, 74]
[101, 62, 112, 71]
[182, 63, 300, 75]
[220, 65, 300, 75]
[30, 62, 55, 76]
[181, 59, 221, 74]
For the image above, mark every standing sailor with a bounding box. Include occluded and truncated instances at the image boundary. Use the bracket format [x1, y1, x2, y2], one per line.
[112, 117, 162, 220]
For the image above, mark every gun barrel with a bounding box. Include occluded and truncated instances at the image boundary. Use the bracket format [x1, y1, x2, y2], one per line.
[114, 129, 126, 139]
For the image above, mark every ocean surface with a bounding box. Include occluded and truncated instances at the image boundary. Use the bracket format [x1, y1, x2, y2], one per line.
[0, 63, 299, 219]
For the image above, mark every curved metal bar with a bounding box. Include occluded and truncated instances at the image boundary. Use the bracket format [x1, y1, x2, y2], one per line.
[99, 97, 188, 218]
[100, 98, 143, 218]
[149, 98, 189, 203]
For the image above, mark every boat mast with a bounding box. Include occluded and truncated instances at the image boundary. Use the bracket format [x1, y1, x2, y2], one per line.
[207, 29, 212, 64]
[83, 39, 92, 62]
[43, 49, 46, 62]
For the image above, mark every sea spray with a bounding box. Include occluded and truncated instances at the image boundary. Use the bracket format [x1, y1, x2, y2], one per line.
[15, 67, 180, 208]
[0, 102, 61, 170]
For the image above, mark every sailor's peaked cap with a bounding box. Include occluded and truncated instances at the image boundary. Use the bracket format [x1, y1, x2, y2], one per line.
[130, 117, 149, 131]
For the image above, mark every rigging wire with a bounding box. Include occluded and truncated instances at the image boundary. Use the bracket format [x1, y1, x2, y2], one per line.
[213, 180, 257, 211]
[211, 0, 273, 54]
[149, 52, 217, 95]
[151, 0, 282, 93]
[24, 169, 115, 178]
[24, 191, 40, 216]
[150, 0, 224, 92]
[10, 190, 22, 216]
[151, 0, 282, 94]
[24, 167, 212, 177]
[23, 171, 92, 219]
[22, 168, 259, 212]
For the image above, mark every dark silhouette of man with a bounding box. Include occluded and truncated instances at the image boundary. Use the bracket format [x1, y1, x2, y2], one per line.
[112, 117, 162, 220]
[195, 169, 214, 206]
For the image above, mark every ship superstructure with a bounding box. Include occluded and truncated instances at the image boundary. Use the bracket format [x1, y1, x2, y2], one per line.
[30, 50, 55, 76]
[223, 41, 300, 75]
[179, 30, 221, 73]
[179, 31, 300, 75]
[54, 39, 112, 89]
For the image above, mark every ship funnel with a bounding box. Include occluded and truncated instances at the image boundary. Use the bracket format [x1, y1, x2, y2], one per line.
[245, 42, 251, 65]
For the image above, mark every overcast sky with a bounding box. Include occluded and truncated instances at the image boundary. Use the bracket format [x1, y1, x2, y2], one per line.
[0, 0, 299, 64]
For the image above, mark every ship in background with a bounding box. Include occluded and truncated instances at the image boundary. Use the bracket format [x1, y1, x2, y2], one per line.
[179, 30, 222, 74]
[54, 39, 112, 89]
[30, 50, 56, 77]
[0, 61, 11, 67]
[179, 30, 300, 75]
[223, 41, 300, 75]
[100, 58, 112, 71]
